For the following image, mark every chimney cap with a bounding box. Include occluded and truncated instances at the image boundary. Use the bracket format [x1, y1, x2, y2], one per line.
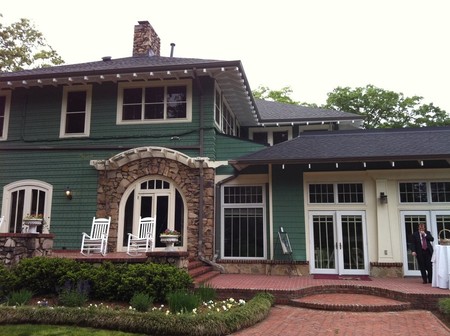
[102, 56, 112, 62]
[138, 20, 150, 25]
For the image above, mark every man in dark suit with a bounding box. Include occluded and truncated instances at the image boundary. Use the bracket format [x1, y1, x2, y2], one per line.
[411, 223, 434, 284]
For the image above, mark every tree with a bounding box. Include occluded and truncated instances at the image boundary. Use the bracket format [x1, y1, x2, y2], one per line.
[0, 14, 64, 72]
[324, 85, 450, 129]
[252, 85, 318, 107]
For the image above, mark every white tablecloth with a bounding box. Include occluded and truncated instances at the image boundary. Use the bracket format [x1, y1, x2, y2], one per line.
[431, 245, 450, 289]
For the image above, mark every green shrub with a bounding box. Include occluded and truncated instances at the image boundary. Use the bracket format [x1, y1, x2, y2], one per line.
[438, 297, 450, 314]
[58, 288, 88, 307]
[57, 280, 90, 307]
[195, 283, 217, 302]
[5, 257, 193, 303]
[129, 292, 153, 312]
[167, 290, 201, 314]
[12, 257, 87, 294]
[0, 292, 274, 335]
[7, 289, 33, 306]
[0, 264, 18, 300]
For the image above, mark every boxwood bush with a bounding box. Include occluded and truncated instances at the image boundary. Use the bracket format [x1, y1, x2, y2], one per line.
[1, 257, 193, 303]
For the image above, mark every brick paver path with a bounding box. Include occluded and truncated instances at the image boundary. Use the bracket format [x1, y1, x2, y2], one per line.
[231, 305, 450, 335]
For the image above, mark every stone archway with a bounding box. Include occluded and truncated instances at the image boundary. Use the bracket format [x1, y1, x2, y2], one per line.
[91, 148, 215, 259]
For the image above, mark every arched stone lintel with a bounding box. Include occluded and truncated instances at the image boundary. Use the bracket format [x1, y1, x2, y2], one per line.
[90, 146, 220, 170]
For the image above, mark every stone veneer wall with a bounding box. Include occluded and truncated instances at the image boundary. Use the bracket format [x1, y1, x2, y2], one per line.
[370, 262, 403, 277]
[0, 233, 54, 267]
[96, 157, 215, 260]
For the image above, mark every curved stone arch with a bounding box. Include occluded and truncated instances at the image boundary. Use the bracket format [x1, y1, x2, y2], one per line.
[90, 146, 213, 171]
[96, 155, 215, 258]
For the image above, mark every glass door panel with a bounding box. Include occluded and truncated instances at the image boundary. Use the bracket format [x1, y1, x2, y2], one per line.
[401, 212, 428, 275]
[311, 213, 337, 273]
[339, 214, 366, 274]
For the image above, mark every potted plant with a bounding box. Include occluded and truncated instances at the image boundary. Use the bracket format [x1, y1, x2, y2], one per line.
[160, 229, 180, 251]
[23, 214, 44, 234]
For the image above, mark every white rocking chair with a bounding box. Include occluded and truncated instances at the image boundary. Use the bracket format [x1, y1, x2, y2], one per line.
[127, 216, 155, 255]
[80, 217, 111, 256]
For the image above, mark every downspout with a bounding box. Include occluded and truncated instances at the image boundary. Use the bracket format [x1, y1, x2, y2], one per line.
[198, 175, 238, 273]
[193, 69, 205, 259]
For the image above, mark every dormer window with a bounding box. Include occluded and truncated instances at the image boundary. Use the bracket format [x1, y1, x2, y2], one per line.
[60, 85, 92, 138]
[0, 92, 11, 141]
[117, 80, 192, 124]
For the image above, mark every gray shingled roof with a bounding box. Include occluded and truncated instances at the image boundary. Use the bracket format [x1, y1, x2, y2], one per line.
[255, 99, 363, 123]
[0, 56, 236, 80]
[230, 126, 450, 165]
[0, 55, 260, 126]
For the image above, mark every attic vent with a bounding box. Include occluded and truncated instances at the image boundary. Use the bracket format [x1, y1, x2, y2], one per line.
[102, 56, 112, 61]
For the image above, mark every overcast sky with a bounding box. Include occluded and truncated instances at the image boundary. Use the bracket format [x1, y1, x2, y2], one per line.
[2, 0, 450, 112]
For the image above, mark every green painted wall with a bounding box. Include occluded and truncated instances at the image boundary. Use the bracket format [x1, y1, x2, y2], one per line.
[0, 76, 223, 248]
[271, 165, 306, 261]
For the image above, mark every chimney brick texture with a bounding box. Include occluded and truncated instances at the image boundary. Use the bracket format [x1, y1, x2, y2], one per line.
[133, 21, 161, 57]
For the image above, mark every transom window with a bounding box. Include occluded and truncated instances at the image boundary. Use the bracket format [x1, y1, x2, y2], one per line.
[60, 85, 92, 137]
[0, 91, 11, 140]
[399, 181, 450, 203]
[309, 183, 364, 204]
[118, 80, 192, 124]
[222, 185, 265, 259]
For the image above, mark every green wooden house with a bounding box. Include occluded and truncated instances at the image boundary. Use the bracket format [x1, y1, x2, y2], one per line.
[2, 21, 448, 278]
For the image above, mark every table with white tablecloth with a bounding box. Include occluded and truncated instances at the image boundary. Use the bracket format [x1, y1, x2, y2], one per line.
[431, 245, 450, 289]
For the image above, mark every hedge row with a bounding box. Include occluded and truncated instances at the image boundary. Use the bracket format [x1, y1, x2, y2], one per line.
[0, 292, 274, 336]
[0, 257, 192, 302]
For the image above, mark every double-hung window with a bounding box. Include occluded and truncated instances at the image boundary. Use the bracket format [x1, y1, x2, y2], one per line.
[0, 91, 11, 140]
[60, 85, 92, 137]
[118, 80, 192, 124]
[222, 185, 266, 259]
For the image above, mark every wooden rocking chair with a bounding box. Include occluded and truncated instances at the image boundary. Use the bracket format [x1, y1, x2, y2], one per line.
[127, 216, 155, 255]
[80, 217, 111, 256]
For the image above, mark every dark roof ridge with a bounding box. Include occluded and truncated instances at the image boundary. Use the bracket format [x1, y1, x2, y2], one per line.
[298, 125, 450, 137]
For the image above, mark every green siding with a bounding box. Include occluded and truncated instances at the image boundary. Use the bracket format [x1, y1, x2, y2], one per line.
[272, 165, 305, 260]
[215, 134, 267, 175]
[0, 150, 103, 249]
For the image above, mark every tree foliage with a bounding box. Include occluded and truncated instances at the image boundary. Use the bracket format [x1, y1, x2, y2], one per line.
[0, 14, 64, 72]
[324, 85, 450, 129]
[252, 85, 318, 107]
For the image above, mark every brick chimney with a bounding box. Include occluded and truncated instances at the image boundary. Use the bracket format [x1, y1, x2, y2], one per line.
[132, 21, 161, 57]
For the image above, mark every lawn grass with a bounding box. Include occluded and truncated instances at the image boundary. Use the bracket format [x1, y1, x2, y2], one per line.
[0, 324, 144, 335]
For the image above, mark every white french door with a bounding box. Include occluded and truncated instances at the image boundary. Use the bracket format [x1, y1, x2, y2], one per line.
[310, 211, 368, 275]
[401, 210, 450, 276]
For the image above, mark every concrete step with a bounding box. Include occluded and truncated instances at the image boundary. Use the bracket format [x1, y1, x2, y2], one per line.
[290, 293, 411, 312]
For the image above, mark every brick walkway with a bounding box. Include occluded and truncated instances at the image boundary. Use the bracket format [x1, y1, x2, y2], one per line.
[206, 274, 450, 335]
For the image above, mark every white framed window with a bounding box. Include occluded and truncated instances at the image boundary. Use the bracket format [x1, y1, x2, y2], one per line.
[1, 180, 53, 233]
[399, 181, 450, 203]
[0, 91, 11, 140]
[308, 183, 364, 204]
[214, 85, 239, 136]
[117, 80, 192, 124]
[249, 127, 292, 146]
[60, 85, 92, 138]
[221, 185, 266, 259]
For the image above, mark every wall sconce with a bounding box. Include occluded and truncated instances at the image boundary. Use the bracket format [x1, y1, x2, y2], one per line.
[379, 192, 388, 204]
[65, 187, 73, 200]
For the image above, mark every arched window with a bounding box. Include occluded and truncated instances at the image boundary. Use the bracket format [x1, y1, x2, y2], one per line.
[118, 177, 186, 251]
[1, 180, 53, 233]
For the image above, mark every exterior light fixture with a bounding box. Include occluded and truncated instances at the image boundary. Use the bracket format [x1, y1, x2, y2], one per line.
[65, 187, 73, 200]
[379, 192, 388, 204]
